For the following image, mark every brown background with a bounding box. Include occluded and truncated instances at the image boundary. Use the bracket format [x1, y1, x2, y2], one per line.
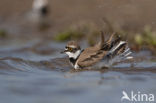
[0, 0, 156, 35]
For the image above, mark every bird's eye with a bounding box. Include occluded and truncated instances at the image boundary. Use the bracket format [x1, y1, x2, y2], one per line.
[68, 47, 72, 51]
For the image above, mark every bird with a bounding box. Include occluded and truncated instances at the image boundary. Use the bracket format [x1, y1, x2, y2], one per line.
[61, 32, 133, 69]
[32, 0, 49, 17]
[28, 0, 49, 23]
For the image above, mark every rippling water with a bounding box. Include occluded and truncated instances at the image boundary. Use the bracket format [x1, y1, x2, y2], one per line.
[0, 40, 156, 103]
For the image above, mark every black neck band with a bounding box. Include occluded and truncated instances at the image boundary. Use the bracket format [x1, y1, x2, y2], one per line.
[69, 50, 83, 66]
[69, 58, 77, 66]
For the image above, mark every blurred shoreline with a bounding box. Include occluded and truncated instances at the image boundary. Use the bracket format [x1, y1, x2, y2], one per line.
[0, 0, 156, 53]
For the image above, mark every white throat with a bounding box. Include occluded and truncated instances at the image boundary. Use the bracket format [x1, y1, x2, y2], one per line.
[65, 50, 81, 59]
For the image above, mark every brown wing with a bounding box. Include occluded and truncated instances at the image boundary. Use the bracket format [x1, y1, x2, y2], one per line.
[77, 46, 107, 67]
[77, 32, 121, 68]
[101, 33, 121, 51]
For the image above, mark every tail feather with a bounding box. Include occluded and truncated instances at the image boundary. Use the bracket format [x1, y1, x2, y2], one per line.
[109, 35, 121, 49]
[110, 41, 126, 53]
[125, 51, 132, 57]
[99, 31, 105, 48]
[102, 33, 121, 51]
[107, 33, 115, 44]
[104, 41, 133, 66]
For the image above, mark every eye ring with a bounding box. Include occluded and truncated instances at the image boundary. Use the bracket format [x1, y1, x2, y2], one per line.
[68, 47, 72, 51]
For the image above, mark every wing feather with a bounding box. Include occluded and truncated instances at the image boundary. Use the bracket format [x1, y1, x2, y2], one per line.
[77, 49, 107, 67]
[77, 33, 124, 68]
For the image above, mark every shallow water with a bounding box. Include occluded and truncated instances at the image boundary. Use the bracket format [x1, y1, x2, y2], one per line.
[0, 0, 156, 102]
[0, 39, 156, 103]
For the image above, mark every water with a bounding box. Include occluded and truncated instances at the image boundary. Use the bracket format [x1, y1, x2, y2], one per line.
[0, 39, 156, 103]
[0, 0, 156, 102]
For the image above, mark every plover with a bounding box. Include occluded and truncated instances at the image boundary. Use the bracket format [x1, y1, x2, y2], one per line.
[61, 32, 132, 69]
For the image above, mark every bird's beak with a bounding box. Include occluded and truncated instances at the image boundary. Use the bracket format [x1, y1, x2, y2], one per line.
[60, 50, 68, 54]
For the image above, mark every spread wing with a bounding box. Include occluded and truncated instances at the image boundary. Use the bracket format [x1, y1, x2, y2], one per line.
[77, 47, 107, 67]
[77, 32, 123, 68]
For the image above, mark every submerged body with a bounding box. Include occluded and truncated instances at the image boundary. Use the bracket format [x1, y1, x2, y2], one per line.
[61, 32, 132, 69]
